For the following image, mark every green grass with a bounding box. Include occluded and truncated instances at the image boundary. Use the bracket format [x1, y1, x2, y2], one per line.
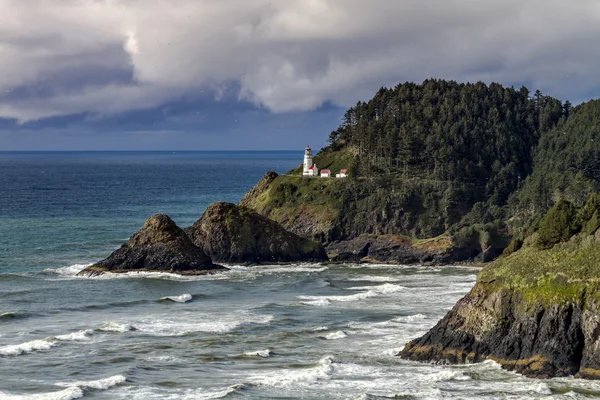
[478, 233, 600, 305]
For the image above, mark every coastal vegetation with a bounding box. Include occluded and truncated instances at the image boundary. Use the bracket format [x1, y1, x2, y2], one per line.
[242, 79, 598, 262]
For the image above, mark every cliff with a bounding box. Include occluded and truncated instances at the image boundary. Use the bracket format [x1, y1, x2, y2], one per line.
[400, 232, 600, 379]
[185, 202, 328, 264]
[78, 214, 225, 276]
[240, 171, 507, 263]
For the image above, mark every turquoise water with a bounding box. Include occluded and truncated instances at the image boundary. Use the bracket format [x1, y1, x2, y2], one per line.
[0, 152, 598, 399]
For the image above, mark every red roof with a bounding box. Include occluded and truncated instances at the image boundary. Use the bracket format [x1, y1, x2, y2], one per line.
[309, 165, 315, 170]
[340, 169, 348, 173]
[321, 169, 330, 173]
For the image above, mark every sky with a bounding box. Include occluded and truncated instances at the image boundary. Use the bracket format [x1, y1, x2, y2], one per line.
[1, 0, 600, 151]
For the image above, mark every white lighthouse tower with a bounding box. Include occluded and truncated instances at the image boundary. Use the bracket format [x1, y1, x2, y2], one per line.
[303, 146, 314, 176]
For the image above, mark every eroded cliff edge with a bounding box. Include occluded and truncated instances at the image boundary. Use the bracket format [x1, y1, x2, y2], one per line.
[400, 233, 600, 379]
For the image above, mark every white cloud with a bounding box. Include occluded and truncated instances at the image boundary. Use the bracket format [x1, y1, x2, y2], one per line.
[0, 0, 600, 122]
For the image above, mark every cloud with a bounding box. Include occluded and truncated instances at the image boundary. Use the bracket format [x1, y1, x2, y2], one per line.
[1, 0, 600, 122]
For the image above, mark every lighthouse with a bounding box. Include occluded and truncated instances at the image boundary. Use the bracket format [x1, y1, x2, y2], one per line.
[303, 146, 314, 176]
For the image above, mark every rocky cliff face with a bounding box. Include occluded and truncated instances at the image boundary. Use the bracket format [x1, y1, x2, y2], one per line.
[78, 214, 225, 276]
[400, 236, 600, 379]
[185, 202, 328, 264]
[240, 172, 500, 264]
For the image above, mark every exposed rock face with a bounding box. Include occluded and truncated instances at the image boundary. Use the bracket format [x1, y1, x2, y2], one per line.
[326, 236, 432, 264]
[185, 202, 328, 264]
[400, 282, 600, 379]
[78, 214, 225, 276]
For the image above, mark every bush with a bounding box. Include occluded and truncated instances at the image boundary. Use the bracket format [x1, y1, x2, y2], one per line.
[535, 200, 581, 249]
[502, 238, 523, 256]
[584, 210, 600, 235]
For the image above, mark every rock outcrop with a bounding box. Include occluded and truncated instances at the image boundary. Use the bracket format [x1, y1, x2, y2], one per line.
[78, 214, 225, 276]
[185, 202, 328, 264]
[326, 236, 433, 264]
[400, 237, 600, 379]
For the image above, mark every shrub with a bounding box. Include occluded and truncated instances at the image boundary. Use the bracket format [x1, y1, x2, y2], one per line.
[535, 200, 581, 249]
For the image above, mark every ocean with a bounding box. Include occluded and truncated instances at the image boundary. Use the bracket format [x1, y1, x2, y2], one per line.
[0, 151, 597, 399]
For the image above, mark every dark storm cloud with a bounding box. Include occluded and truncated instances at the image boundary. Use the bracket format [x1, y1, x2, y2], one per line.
[0, 0, 599, 123]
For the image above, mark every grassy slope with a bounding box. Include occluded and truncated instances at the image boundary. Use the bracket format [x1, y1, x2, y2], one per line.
[478, 232, 600, 305]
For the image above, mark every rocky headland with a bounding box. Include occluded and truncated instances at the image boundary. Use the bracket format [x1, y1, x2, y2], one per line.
[401, 225, 600, 379]
[185, 202, 328, 264]
[78, 214, 226, 276]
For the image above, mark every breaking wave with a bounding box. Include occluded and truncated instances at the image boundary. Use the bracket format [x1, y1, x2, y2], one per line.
[160, 294, 193, 303]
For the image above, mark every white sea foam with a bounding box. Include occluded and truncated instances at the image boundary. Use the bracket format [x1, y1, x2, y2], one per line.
[43, 264, 90, 276]
[252, 264, 329, 274]
[97, 322, 134, 333]
[346, 275, 402, 282]
[253, 356, 334, 388]
[299, 283, 406, 306]
[323, 330, 347, 340]
[160, 294, 192, 303]
[135, 313, 274, 336]
[55, 375, 126, 390]
[113, 384, 245, 400]
[393, 314, 427, 323]
[0, 339, 56, 356]
[54, 330, 93, 342]
[243, 349, 271, 358]
[0, 387, 84, 400]
[312, 326, 329, 332]
[0, 329, 96, 356]
[347, 283, 407, 293]
[0, 375, 124, 399]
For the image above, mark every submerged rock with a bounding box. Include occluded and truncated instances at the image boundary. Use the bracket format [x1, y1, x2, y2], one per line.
[78, 214, 226, 276]
[185, 202, 328, 264]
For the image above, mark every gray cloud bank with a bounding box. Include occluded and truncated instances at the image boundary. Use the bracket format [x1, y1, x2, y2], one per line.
[0, 0, 599, 123]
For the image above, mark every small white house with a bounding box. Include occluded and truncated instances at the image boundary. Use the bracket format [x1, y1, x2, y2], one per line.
[320, 169, 331, 178]
[336, 169, 348, 178]
[306, 164, 317, 176]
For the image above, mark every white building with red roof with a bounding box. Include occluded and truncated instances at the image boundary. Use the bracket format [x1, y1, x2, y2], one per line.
[336, 169, 348, 178]
[302, 146, 346, 178]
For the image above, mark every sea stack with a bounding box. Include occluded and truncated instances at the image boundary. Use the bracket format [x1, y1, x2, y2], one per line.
[185, 202, 328, 264]
[78, 214, 226, 276]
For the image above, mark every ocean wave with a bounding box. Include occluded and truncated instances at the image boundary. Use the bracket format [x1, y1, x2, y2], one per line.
[0, 329, 96, 356]
[298, 283, 406, 306]
[96, 322, 135, 333]
[55, 374, 126, 390]
[114, 383, 247, 399]
[253, 356, 334, 388]
[0, 339, 56, 356]
[160, 294, 193, 303]
[0, 312, 19, 320]
[346, 275, 403, 282]
[243, 349, 271, 358]
[0, 387, 84, 400]
[134, 313, 274, 336]
[54, 329, 94, 342]
[0, 375, 124, 399]
[251, 264, 329, 274]
[347, 283, 407, 293]
[42, 264, 90, 276]
[322, 330, 347, 340]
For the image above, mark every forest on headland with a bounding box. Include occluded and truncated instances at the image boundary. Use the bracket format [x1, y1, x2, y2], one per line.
[242, 79, 600, 261]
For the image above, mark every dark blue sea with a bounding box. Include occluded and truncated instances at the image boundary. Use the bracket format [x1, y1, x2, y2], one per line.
[0, 152, 594, 399]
